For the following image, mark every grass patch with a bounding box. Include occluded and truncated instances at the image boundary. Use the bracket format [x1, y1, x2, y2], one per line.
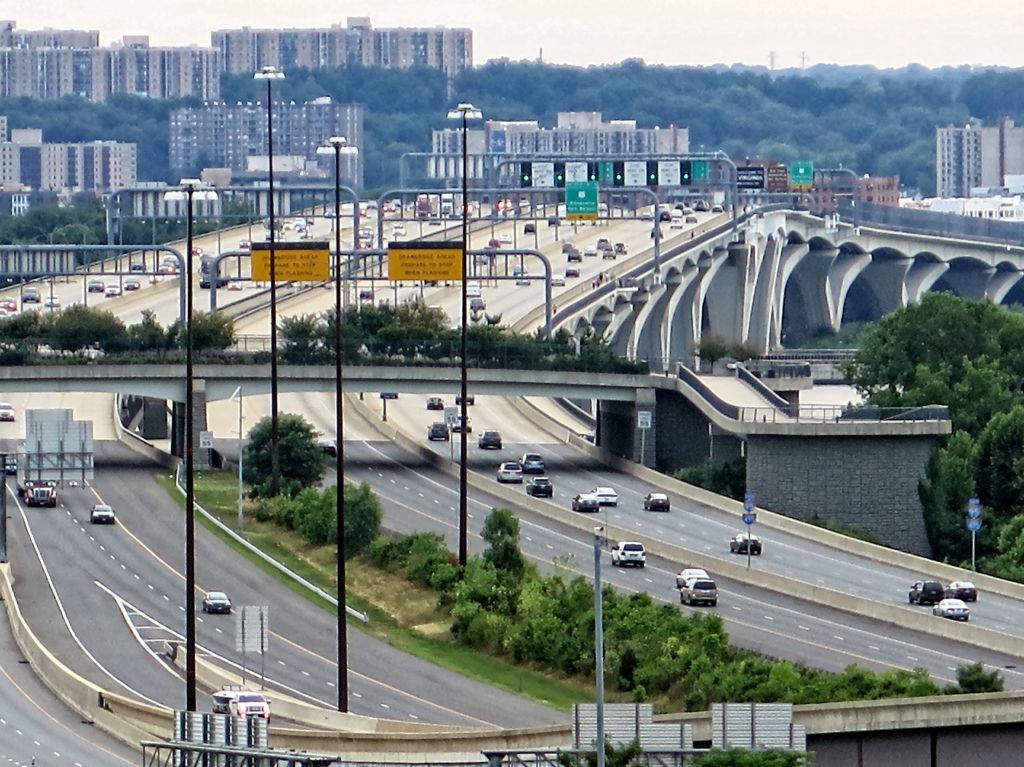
[160, 469, 589, 711]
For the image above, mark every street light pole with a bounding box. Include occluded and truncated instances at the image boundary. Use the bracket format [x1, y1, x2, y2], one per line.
[447, 103, 481, 568]
[317, 135, 357, 713]
[593, 526, 606, 767]
[255, 65, 285, 497]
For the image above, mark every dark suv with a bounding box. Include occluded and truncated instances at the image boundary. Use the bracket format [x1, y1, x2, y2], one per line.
[526, 476, 553, 497]
[908, 580, 944, 605]
[427, 422, 450, 442]
[477, 430, 502, 449]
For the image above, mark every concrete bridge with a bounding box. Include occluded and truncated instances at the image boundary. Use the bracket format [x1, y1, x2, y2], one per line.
[555, 209, 1024, 366]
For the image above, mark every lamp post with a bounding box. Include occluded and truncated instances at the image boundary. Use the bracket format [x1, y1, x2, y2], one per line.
[446, 102, 482, 567]
[254, 64, 285, 497]
[593, 526, 606, 767]
[164, 178, 217, 712]
[316, 135, 359, 713]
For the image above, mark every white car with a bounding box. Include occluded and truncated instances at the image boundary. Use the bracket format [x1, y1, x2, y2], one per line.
[496, 461, 523, 483]
[392, 224, 407, 237]
[593, 486, 618, 506]
[105, 284, 121, 297]
[0, 402, 15, 421]
[610, 541, 646, 568]
[676, 568, 710, 589]
[44, 296, 62, 309]
[551, 274, 566, 287]
[933, 598, 970, 621]
[499, 233, 513, 245]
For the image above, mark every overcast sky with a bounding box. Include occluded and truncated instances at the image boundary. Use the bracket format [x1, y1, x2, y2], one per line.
[11, 1, 1024, 70]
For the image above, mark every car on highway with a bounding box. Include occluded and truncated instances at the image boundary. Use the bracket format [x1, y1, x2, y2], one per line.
[212, 688, 270, 720]
[238, 240, 251, 251]
[497, 461, 523, 483]
[44, 296, 61, 309]
[87, 279, 105, 293]
[567, 249, 582, 263]
[487, 238, 501, 249]
[317, 438, 338, 457]
[21, 287, 40, 303]
[359, 289, 374, 301]
[675, 567, 711, 589]
[565, 266, 581, 278]
[201, 591, 232, 614]
[426, 397, 445, 411]
[227, 281, 244, 291]
[0, 402, 15, 421]
[392, 224, 407, 237]
[561, 242, 576, 254]
[525, 476, 553, 497]
[944, 580, 978, 602]
[639, 211, 654, 221]
[643, 492, 670, 511]
[932, 598, 970, 621]
[450, 415, 472, 434]
[499, 233, 513, 245]
[456, 394, 475, 406]
[611, 541, 646, 567]
[583, 245, 598, 257]
[477, 430, 502, 449]
[729, 532, 762, 555]
[685, 214, 699, 224]
[712, 204, 725, 213]
[129, 261, 146, 272]
[105, 284, 121, 297]
[694, 200, 710, 212]
[679, 578, 718, 607]
[519, 453, 546, 474]
[908, 580, 944, 605]
[601, 248, 616, 260]
[0, 297, 16, 312]
[124, 278, 141, 291]
[427, 422, 450, 441]
[614, 242, 627, 256]
[571, 493, 600, 513]
[593, 486, 618, 506]
[551, 274, 566, 287]
[524, 223, 536, 234]
[89, 504, 116, 524]
[4, 456, 16, 474]
[515, 273, 531, 286]
[548, 216, 560, 227]
[596, 238, 611, 250]
[469, 297, 486, 312]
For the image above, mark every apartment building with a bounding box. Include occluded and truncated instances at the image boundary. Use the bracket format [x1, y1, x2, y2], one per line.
[0, 22, 219, 101]
[429, 112, 690, 183]
[212, 17, 471, 78]
[168, 99, 363, 185]
[936, 117, 1024, 197]
[0, 125, 136, 193]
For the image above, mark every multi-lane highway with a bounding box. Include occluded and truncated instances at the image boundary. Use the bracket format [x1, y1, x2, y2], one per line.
[4, 201, 1024, 749]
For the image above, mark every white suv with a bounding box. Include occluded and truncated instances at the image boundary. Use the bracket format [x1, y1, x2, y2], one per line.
[610, 541, 646, 568]
[496, 462, 523, 483]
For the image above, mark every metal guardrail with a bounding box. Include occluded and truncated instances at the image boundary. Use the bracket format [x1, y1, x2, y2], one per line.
[738, 404, 950, 424]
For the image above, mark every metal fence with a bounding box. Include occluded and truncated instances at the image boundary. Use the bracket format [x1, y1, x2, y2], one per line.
[837, 199, 1024, 245]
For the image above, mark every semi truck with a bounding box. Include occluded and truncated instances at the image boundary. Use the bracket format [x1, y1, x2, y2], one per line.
[19, 478, 58, 507]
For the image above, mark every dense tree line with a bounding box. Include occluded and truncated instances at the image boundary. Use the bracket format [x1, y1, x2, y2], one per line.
[845, 293, 1024, 573]
[4, 64, 1024, 192]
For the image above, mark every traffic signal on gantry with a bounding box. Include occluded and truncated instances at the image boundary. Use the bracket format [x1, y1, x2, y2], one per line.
[647, 161, 659, 188]
[680, 160, 692, 185]
[519, 162, 532, 187]
[554, 162, 566, 187]
[612, 161, 625, 187]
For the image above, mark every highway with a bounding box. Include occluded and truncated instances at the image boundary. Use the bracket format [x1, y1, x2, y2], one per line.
[5, 201, 1024, 745]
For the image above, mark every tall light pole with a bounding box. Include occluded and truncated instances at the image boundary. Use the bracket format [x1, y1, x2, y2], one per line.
[593, 526, 606, 767]
[254, 64, 285, 496]
[316, 135, 359, 713]
[164, 178, 217, 712]
[447, 102, 482, 567]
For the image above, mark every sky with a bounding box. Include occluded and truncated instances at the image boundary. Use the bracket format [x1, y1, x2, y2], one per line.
[9, 1, 1024, 70]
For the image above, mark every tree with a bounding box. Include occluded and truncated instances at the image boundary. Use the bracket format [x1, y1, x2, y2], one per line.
[242, 414, 326, 497]
[169, 312, 236, 352]
[342, 482, 383, 558]
[481, 507, 525, 581]
[45, 305, 128, 353]
[694, 750, 807, 767]
[280, 314, 329, 363]
[919, 431, 977, 563]
[696, 335, 732, 370]
[944, 662, 1004, 694]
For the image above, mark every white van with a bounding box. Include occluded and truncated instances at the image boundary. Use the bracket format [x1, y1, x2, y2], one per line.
[670, 210, 684, 229]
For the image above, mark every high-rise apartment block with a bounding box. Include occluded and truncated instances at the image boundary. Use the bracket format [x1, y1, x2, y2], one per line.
[0, 123, 136, 193]
[212, 18, 471, 78]
[0, 21, 219, 101]
[168, 99, 363, 185]
[936, 117, 1024, 197]
[429, 112, 689, 183]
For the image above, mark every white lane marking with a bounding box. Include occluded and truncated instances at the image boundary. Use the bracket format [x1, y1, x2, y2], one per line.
[907, 656, 918, 662]
[833, 635, 845, 641]
[869, 645, 880, 651]
[798, 625, 810, 631]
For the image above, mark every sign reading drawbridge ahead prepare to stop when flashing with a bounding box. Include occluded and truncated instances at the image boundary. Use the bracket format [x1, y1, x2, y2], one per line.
[387, 241, 463, 282]
[251, 241, 330, 282]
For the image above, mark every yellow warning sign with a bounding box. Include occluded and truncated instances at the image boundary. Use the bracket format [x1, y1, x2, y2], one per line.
[251, 241, 330, 282]
[388, 242, 463, 281]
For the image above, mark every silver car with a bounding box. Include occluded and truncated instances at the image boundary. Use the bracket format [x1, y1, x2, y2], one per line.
[932, 598, 970, 621]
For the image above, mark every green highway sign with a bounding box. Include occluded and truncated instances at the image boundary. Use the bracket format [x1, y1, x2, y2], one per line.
[566, 181, 600, 220]
[692, 160, 709, 182]
[790, 161, 814, 189]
